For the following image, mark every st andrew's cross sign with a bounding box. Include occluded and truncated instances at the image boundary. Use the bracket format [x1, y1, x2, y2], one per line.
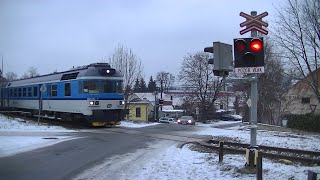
[239, 11, 268, 35]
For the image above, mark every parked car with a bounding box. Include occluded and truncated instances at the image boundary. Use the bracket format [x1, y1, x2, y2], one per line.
[159, 117, 169, 123]
[159, 117, 176, 124]
[221, 114, 242, 121]
[177, 116, 195, 125]
[231, 114, 242, 121]
[168, 118, 177, 124]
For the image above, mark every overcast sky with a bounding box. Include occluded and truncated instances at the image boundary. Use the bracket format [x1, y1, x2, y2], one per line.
[0, 0, 281, 80]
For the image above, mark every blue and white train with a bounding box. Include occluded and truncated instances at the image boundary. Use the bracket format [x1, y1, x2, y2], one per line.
[0, 63, 125, 126]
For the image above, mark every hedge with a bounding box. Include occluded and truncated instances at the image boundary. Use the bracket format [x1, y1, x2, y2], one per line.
[284, 113, 320, 132]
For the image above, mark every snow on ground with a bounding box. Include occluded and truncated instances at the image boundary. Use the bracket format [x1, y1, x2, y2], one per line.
[0, 114, 76, 132]
[74, 143, 320, 180]
[0, 114, 78, 158]
[195, 123, 320, 151]
[119, 120, 160, 128]
[1, 115, 319, 179]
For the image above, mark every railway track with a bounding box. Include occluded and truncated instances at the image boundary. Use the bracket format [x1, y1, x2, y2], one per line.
[197, 139, 320, 165]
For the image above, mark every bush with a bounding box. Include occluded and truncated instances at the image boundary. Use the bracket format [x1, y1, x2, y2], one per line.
[284, 113, 320, 132]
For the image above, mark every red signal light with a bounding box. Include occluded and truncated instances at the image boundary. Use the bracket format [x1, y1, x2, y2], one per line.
[250, 39, 263, 52]
[234, 40, 246, 52]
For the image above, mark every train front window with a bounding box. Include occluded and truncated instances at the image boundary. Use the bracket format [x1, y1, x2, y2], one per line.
[101, 80, 123, 93]
[102, 80, 114, 93]
[83, 81, 99, 94]
[116, 81, 123, 93]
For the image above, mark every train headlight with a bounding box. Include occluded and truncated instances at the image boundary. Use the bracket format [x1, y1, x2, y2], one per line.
[95, 101, 99, 105]
[119, 101, 125, 105]
[89, 101, 94, 105]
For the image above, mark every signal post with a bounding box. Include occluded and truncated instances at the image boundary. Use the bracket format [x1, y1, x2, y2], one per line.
[204, 11, 268, 168]
[235, 11, 268, 167]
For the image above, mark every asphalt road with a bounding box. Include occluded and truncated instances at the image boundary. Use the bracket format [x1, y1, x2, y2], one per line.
[0, 123, 210, 180]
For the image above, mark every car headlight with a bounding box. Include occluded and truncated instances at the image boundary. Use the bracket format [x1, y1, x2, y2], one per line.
[188, 120, 192, 123]
[89, 101, 94, 105]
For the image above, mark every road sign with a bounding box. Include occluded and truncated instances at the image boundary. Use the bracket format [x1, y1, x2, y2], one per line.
[239, 11, 268, 35]
[246, 99, 252, 107]
[40, 84, 46, 92]
[235, 67, 264, 74]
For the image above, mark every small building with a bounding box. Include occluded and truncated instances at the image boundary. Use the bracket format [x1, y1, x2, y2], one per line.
[281, 69, 320, 114]
[127, 100, 150, 122]
[127, 92, 183, 121]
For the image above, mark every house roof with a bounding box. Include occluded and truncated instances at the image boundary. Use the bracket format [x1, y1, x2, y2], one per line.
[287, 68, 320, 94]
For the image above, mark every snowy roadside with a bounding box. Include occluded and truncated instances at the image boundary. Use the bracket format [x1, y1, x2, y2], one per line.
[0, 115, 79, 158]
[0, 116, 160, 158]
[74, 121, 320, 180]
[195, 124, 320, 151]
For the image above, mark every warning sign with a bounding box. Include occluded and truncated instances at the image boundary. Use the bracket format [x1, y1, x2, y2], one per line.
[235, 67, 265, 74]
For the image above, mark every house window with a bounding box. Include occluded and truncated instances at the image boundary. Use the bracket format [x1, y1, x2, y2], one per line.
[64, 83, 71, 96]
[220, 105, 224, 109]
[136, 107, 141, 117]
[301, 97, 310, 104]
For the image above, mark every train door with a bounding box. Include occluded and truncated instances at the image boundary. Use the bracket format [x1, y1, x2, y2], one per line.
[38, 84, 46, 112]
[38, 84, 42, 111]
[0, 86, 4, 108]
[6, 88, 9, 108]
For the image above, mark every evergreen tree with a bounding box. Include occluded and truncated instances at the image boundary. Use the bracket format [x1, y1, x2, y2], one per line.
[133, 78, 140, 92]
[139, 77, 147, 92]
[147, 76, 157, 92]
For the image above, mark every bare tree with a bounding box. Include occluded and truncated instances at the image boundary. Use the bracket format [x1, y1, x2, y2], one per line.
[108, 44, 144, 109]
[255, 37, 291, 125]
[21, 66, 40, 79]
[179, 52, 223, 120]
[156, 71, 175, 93]
[273, 0, 320, 102]
[5, 72, 18, 81]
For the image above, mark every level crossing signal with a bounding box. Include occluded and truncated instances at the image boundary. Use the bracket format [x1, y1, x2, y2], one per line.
[233, 37, 264, 68]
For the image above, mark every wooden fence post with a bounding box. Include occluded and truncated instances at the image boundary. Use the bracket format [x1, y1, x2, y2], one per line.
[256, 151, 262, 180]
[308, 170, 317, 180]
[219, 141, 224, 163]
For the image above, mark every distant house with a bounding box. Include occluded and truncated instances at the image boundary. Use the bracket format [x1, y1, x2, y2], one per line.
[281, 69, 320, 114]
[127, 93, 182, 121]
[127, 100, 150, 122]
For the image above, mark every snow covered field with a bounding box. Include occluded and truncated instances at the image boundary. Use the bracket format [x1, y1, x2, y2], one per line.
[1, 115, 319, 179]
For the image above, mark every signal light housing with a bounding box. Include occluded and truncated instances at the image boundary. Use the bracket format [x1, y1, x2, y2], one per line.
[233, 37, 264, 69]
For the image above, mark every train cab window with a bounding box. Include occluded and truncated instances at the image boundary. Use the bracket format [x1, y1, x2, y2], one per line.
[64, 83, 71, 96]
[102, 81, 113, 93]
[10, 89, 13, 97]
[27, 87, 32, 97]
[33, 86, 38, 97]
[51, 84, 57, 96]
[18, 88, 22, 97]
[116, 81, 123, 93]
[83, 81, 99, 94]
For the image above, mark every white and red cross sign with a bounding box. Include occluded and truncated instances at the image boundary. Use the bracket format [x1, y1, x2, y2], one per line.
[239, 11, 268, 35]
